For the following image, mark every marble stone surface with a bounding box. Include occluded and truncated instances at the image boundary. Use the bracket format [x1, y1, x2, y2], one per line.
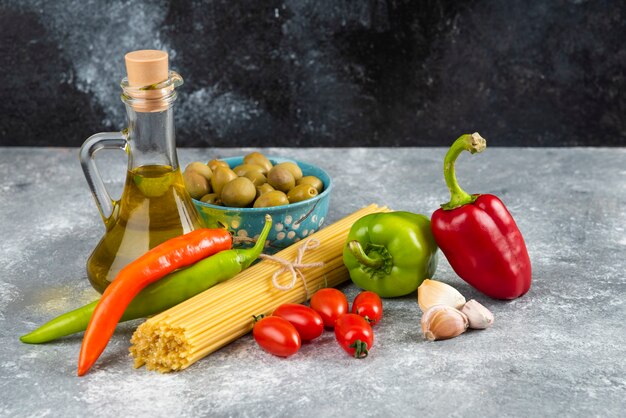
[0, 147, 624, 417]
[1, 1, 625, 147]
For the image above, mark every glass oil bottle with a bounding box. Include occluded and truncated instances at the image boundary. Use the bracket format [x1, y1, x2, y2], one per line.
[79, 50, 202, 293]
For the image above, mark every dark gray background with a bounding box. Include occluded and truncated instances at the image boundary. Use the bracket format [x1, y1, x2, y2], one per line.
[1, 0, 624, 147]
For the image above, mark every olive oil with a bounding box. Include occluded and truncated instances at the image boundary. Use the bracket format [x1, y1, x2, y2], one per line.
[86, 165, 203, 293]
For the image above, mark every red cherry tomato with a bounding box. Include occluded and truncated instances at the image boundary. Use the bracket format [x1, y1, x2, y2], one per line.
[273, 303, 324, 341]
[310, 288, 349, 328]
[334, 313, 374, 358]
[351, 291, 383, 325]
[253, 316, 301, 357]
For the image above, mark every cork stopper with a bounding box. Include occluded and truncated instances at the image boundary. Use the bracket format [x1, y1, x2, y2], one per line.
[125, 50, 169, 87]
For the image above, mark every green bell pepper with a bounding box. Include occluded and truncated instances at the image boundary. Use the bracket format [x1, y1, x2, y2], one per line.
[342, 211, 438, 297]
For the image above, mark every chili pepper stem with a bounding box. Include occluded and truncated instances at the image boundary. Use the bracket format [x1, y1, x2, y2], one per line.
[441, 132, 486, 211]
[237, 214, 273, 269]
[347, 241, 383, 269]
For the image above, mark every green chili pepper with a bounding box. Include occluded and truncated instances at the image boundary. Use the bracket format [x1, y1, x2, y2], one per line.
[342, 211, 438, 298]
[20, 215, 273, 344]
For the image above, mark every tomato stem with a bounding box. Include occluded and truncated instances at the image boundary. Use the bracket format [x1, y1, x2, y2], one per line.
[356, 309, 374, 324]
[349, 340, 369, 358]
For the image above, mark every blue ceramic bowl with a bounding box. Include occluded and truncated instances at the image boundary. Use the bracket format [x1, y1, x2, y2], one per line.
[193, 156, 332, 254]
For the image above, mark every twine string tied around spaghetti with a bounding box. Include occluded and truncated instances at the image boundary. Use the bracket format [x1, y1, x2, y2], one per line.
[260, 238, 325, 298]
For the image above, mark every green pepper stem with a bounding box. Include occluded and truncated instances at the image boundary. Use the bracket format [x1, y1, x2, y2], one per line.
[237, 214, 273, 269]
[347, 241, 384, 269]
[441, 133, 486, 210]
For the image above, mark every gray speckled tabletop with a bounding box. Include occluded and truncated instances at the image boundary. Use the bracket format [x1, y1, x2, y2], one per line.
[1, 147, 625, 417]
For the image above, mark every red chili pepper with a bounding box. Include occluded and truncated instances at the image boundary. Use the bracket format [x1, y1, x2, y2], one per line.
[431, 133, 532, 300]
[77, 228, 232, 376]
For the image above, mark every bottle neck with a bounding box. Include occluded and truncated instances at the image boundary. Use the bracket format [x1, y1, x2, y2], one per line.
[120, 71, 183, 172]
[124, 104, 179, 171]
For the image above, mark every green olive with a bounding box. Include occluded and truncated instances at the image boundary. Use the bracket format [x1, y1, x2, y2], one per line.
[221, 177, 257, 207]
[274, 162, 303, 181]
[297, 176, 323, 193]
[184, 162, 213, 181]
[253, 190, 289, 208]
[211, 166, 238, 196]
[207, 159, 229, 172]
[256, 183, 275, 198]
[267, 166, 295, 193]
[287, 184, 318, 203]
[242, 170, 267, 187]
[183, 170, 210, 199]
[200, 193, 221, 205]
[233, 164, 265, 178]
[243, 152, 273, 174]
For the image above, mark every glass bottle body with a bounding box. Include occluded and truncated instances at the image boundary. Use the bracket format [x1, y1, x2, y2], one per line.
[81, 75, 202, 293]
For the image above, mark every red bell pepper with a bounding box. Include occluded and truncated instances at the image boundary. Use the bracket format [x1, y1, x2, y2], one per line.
[431, 133, 531, 299]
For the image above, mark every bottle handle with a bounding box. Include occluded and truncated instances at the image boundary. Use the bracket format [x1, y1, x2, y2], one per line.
[79, 132, 128, 226]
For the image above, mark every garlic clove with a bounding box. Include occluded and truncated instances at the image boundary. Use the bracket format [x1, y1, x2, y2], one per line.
[421, 305, 469, 341]
[461, 299, 494, 329]
[418, 279, 466, 313]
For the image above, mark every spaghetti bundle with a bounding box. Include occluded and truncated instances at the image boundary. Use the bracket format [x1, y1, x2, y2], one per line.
[129, 204, 390, 372]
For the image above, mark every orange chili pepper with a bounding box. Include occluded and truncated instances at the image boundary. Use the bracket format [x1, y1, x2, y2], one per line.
[77, 228, 232, 376]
